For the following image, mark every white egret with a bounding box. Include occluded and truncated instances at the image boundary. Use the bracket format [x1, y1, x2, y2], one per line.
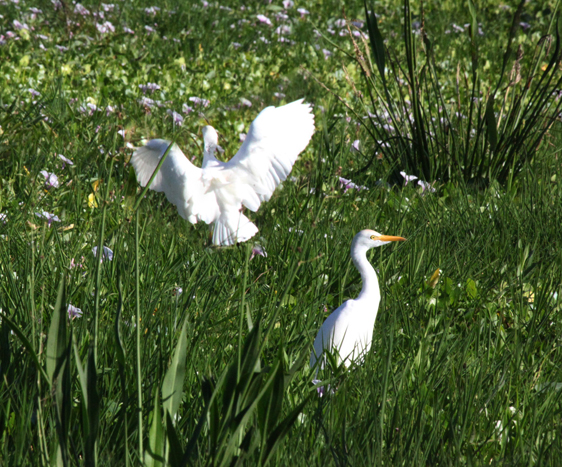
[131, 99, 315, 245]
[310, 229, 405, 369]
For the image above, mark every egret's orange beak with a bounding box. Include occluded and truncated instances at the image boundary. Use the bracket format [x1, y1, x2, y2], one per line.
[376, 235, 406, 242]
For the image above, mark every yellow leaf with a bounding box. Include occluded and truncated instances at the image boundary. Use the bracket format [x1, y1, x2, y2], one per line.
[92, 179, 101, 192]
[88, 193, 98, 208]
[19, 55, 30, 67]
[26, 221, 38, 230]
[426, 268, 441, 288]
[59, 224, 74, 232]
[61, 64, 72, 75]
[19, 29, 30, 41]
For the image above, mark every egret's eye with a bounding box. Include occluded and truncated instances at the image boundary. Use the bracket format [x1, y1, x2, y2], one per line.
[370, 235, 377, 241]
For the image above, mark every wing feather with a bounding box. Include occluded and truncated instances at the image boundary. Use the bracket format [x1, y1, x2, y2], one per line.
[224, 99, 315, 202]
[131, 139, 211, 221]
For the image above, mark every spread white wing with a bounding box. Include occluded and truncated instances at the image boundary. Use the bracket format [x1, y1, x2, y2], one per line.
[224, 98, 315, 203]
[131, 139, 218, 224]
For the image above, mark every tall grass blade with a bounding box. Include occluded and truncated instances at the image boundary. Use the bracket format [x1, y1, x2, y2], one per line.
[135, 209, 144, 458]
[85, 347, 99, 467]
[485, 95, 498, 153]
[115, 275, 129, 467]
[46, 276, 67, 385]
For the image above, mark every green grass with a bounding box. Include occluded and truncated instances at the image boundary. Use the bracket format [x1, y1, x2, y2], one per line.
[1, 0, 562, 465]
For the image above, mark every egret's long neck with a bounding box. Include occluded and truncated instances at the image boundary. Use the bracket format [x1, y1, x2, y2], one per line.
[202, 146, 220, 169]
[351, 242, 380, 303]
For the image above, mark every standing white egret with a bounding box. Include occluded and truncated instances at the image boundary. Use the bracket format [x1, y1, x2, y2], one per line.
[131, 99, 315, 246]
[310, 229, 406, 369]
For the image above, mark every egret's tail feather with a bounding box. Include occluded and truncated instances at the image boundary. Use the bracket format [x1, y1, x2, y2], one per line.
[212, 213, 258, 246]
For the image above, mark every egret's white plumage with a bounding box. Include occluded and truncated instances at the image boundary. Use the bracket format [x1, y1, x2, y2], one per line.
[132, 99, 315, 245]
[310, 230, 405, 369]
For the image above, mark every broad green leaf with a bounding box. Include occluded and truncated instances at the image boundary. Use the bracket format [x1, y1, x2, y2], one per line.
[162, 318, 188, 422]
[466, 278, 478, 299]
[145, 390, 164, 467]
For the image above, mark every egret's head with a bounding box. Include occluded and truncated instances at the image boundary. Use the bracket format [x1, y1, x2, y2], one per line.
[353, 229, 406, 249]
[202, 126, 219, 149]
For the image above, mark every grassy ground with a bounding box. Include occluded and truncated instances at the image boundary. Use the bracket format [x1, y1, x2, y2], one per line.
[1, 0, 562, 465]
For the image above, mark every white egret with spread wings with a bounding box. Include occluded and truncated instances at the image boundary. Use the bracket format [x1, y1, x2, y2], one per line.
[132, 99, 315, 245]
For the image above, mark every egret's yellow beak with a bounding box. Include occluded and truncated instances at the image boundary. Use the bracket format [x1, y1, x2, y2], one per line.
[376, 235, 406, 242]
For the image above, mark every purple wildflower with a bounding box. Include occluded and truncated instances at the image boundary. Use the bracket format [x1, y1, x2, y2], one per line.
[282, 0, 294, 8]
[351, 140, 360, 152]
[339, 177, 369, 193]
[40, 170, 60, 189]
[312, 379, 325, 397]
[96, 21, 115, 34]
[0, 213, 7, 224]
[67, 304, 83, 319]
[418, 180, 436, 193]
[58, 154, 74, 168]
[138, 96, 156, 108]
[29, 88, 41, 97]
[182, 103, 193, 114]
[123, 26, 135, 34]
[256, 14, 272, 26]
[92, 246, 114, 262]
[74, 3, 90, 15]
[139, 83, 161, 93]
[35, 211, 61, 227]
[13, 20, 29, 30]
[249, 245, 267, 260]
[240, 98, 252, 107]
[322, 48, 332, 60]
[275, 25, 291, 35]
[400, 171, 418, 185]
[167, 109, 184, 125]
[144, 6, 161, 15]
[297, 8, 309, 17]
[189, 96, 209, 107]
